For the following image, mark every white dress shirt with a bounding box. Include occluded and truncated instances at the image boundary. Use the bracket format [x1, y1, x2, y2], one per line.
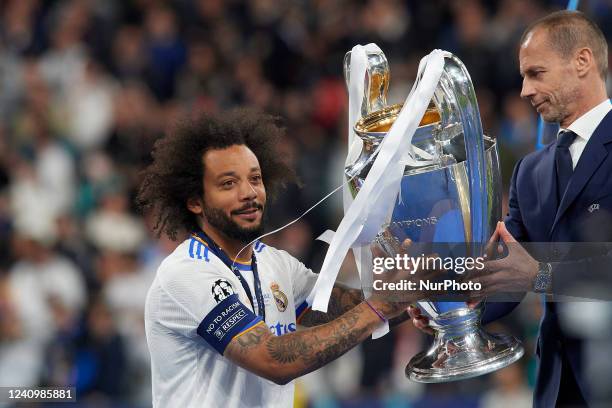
[558, 98, 612, 169]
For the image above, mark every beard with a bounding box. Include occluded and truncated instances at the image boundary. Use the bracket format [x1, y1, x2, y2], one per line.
[203, 203, 265, 244]
[540, 84, 580, 125]
[541, 101, 569, 123]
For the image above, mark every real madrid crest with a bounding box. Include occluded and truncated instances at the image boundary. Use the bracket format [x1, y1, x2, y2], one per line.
[270, 282, 288, 312]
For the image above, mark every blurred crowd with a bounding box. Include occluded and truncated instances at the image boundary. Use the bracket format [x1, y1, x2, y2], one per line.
[0, 0, 610, 407]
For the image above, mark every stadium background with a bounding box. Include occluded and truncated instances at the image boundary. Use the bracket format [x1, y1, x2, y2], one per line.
[0, 0, 610, 407]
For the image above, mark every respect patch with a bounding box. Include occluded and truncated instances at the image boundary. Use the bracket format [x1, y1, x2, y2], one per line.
[197, 294, 262, 354]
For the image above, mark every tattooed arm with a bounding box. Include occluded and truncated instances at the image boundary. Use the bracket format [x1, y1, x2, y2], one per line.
[298, 285, 411, 328]
[224, 239, 439, 384]
[224, 298, 405, 385]
[298, 285, 362, 327]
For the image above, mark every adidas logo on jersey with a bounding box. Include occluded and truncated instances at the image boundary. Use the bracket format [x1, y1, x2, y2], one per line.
[269, 322, 297, 336]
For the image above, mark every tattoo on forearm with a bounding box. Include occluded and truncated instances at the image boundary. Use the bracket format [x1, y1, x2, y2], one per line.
[235, 324, 269, 351]
[226, 301, 381, 384]
[265, 334, 308, 364]
[299, 287, 363, 327]
[267, 306, 369, 371]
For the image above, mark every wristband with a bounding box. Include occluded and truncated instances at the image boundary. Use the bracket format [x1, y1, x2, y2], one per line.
[364, 299, 387, 323]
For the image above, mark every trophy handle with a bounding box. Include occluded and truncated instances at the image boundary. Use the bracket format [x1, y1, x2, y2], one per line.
[433, 53, 491, 249]
[343, 48, 390, 119]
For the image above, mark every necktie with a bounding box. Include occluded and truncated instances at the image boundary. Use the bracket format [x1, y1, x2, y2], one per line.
[555, 130, 577, 202]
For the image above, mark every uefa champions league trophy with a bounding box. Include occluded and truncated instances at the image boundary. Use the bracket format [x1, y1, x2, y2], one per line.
[343, 48, 524, 382]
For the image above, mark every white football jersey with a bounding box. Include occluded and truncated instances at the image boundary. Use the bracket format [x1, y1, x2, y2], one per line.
[145, 236, 318, 408]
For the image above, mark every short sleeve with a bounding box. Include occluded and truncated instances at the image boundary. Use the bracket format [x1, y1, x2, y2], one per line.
[157, 264, 261, 355]
[285, 255, 318, 322]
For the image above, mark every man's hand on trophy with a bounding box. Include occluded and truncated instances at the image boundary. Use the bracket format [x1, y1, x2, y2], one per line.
[469, 222, 538, 299]
[368, 239, 445, 319]
[460, 223, 510, 306]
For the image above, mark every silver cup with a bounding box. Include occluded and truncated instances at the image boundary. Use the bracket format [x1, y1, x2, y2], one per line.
[344, 48, 524, 382]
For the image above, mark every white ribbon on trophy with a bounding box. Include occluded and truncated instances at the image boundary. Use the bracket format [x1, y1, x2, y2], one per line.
[308, 47, 446, 337]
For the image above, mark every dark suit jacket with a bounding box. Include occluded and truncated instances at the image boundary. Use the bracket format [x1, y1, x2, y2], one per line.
[482, 109, 612, 407]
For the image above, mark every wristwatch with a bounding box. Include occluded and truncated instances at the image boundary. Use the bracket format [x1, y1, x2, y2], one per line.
[533, 262, 552, 293]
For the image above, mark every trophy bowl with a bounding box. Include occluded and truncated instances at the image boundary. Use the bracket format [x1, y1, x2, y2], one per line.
[344, 48, 524, 383]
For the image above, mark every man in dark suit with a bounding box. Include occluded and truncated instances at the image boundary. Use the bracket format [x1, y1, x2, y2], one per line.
[409, 10, 611, 407]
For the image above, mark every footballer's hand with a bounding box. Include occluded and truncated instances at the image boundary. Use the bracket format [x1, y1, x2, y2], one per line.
[368, 239, 445, 319]
[407, 304, 434, 335]
[407, 301, 479, 336]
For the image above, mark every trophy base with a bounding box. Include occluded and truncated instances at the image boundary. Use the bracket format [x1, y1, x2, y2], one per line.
[405, 309, 524, 383]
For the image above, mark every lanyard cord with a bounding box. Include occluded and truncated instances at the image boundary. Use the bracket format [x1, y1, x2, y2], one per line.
[192, 231, 266, 321]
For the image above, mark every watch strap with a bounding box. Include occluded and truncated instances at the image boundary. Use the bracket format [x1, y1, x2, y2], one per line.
[534, 262, 552, 293]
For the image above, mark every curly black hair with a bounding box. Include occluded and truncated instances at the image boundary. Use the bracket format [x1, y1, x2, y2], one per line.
[136, 109, 296, 241]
